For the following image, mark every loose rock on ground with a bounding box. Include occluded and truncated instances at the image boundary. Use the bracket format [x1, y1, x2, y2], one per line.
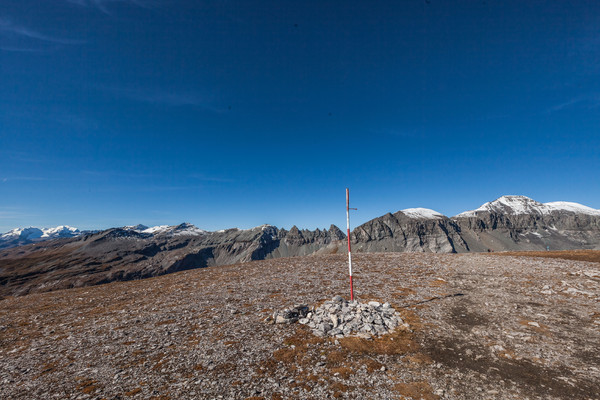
[273, 295, 409, 338]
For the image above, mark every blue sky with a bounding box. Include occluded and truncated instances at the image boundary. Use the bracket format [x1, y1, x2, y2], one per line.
[1, 0, 599, 232]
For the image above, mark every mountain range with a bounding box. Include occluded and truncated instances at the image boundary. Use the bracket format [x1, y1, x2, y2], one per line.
[1, 195, 599, 297]
[0, 225, 82, 249]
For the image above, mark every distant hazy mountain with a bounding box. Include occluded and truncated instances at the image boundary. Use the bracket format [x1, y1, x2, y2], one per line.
[0, 226, 81, 249]
[0, 223, 345, 296]
[0, 222, 211, 250]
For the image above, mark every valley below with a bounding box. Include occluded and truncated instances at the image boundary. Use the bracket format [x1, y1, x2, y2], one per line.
[1, 251, 599, 399]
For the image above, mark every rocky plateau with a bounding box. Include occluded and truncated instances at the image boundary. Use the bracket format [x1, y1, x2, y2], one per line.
[1, 251, 599, 399]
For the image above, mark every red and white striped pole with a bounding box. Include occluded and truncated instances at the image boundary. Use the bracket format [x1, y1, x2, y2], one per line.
[346, 188, 356, 301]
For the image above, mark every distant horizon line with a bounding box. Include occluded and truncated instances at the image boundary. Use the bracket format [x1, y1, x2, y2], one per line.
[2, 194, 599, 235]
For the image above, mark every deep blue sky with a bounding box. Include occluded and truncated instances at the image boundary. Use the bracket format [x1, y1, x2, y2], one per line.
[1, 0, 599, 232]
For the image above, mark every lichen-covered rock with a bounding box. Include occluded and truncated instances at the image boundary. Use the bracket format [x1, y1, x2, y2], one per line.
[273, 304, 309, 324]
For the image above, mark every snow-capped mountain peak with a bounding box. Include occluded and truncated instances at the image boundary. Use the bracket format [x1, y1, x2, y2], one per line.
[1, 227, 44, 240]
[0, 225, 82, 249]
[456, 195, 600, 217]
[41, 226, 80, 238]
[141, 223, 207, 236]
[401, 208, 445, 219]
[456, 195, 544, 217]
[1, 226, 81, 240]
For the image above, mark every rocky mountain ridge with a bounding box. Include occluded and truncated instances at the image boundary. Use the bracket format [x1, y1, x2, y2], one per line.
[456, 195, 600, 217]
[352, 196, 600, 254]
[1, 195, 599, 297]
[0, 223, 345, 297]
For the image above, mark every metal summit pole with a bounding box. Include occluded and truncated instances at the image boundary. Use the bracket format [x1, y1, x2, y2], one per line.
[346, 188, 356, 301]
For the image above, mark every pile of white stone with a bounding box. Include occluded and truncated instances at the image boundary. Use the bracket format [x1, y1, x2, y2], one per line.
[273, 295, 408, 338]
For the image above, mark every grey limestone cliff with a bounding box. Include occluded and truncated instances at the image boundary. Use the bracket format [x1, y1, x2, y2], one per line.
[350, 211, 469, 253]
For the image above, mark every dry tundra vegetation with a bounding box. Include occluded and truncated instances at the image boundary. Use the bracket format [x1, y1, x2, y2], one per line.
[1, 251, 600, 399]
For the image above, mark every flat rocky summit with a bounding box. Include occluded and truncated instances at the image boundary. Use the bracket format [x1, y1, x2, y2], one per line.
[1, 252, 599, 399]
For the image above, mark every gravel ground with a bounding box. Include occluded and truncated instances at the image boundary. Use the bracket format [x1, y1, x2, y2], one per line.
[1, 252, 599, 399]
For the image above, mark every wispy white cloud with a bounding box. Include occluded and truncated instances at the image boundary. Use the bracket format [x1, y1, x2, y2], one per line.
[0, 150, 49, 164]
[546, 98, 582, 113]
[0, 211, 21, 219]
[81, 170, 233, 185]
[1, 176, 52, 183]
[91, 184, 203, 193]
[66, 0, 157, 15]
[0, 208, 38, 232]
[81, 170, 159, 179]
[0, 17, 84, 45]
[545, 94, 600, 114]
[0, 207, 35, 220]
[52, 112, 99, 131]
[188, 173, 235, 183]
[370, 127, 422, 139]
[130, 91, 213, 108]
[135, 185, 201, 192]
[107, 87, 223, 111]
[0, 45, 50, 53]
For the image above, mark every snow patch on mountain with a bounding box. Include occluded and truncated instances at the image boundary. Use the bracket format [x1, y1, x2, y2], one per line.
[401, 208, 445, 219]
[544, 202, 600, 216]
[141, 225, 170, 234]
[141, 223, 207, 236]
[124, 224, 149, 231]
[215, 228, 239, 233]
[171, 223, 208, 236]
[218, 224, 274, 233]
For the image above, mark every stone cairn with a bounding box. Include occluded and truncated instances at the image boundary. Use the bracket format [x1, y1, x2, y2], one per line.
[272, 295, 408, 338]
